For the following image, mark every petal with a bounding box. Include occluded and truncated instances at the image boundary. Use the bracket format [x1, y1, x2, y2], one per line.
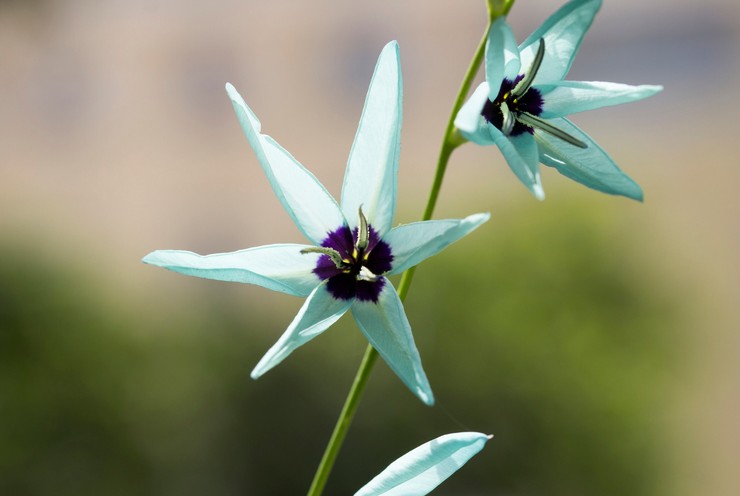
[454, 83, 496, 145]
[539, 81, 663, 118]
[488, 127, 545, 200]
[535, 117, 643, 200]
[351, 283, 433, 406]
[485, 17, 521, 100]
[519, 0, 601, 85]
[251, 284, 352, 378]
[142, 244, 320, 297]
[226, 83, 345, 245]
[340, 41, 402, 238]
[384, 214, 490, 276]
[354, 432, 492, 496]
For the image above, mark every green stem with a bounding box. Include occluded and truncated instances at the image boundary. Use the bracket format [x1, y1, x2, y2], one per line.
[305, 344, 378, 496]
[306, 4, 515, 493]
[488, 0, 516, 20]
[394, 19, 494, 296]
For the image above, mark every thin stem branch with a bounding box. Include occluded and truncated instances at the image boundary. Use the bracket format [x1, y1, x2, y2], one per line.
[394, 21, 492, 295]
[305, 344, 378, 496]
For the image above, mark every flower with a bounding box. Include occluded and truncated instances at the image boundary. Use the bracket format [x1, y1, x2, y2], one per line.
[354, 432, 492, 495]
[455, 0, 662, 200]
[143, 41, 489, 406]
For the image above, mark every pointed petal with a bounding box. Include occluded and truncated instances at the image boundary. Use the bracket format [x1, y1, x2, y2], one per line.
[489, 126, 545, 200]
[519, 0, 602, 85]
[454, 83, 496, 145]
[354, 432, 492, 496]
[540, 81, 663, 117]
[384, 214, 490, 276]
[142, 244, 320, 297]
[351, 283, 433, 405]
[226, 83, 344, 245]
[535, 117, 643, 200]
[251, 284, 352, 378]
[486, 17, 521, 100]
[341, 41, 402, 238]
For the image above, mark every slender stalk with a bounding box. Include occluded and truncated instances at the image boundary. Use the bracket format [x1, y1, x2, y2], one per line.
[487, 0, 516, 21]
[394, 20, 493, 297]
[306, 3, 516, 492]
[305, 344, 378, 496]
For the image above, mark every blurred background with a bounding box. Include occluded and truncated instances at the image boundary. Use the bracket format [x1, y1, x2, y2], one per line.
[1, 0, 738, 494]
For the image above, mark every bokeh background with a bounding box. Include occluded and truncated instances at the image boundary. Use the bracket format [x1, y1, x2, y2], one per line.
[1, 0, 738, 494]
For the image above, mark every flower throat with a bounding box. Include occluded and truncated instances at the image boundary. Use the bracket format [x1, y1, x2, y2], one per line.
[481, 38, 587, 148]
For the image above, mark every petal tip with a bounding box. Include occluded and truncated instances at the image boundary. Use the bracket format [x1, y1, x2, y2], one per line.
[533, 184, 546, 201]
[620, 178, 644, 202]
[379, 39, 400, 61]
[250, 355, 272, 380]
[224, 82, 240, 101]
[413, 378, 435, 406]
[141, 251, 165, 266]
[470, 212, 492, 224]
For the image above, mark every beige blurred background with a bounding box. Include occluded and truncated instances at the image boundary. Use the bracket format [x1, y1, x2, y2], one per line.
[1, 0, 738, 494]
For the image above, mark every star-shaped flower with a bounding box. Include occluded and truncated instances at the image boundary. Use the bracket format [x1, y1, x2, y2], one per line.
[143, 42, 489, 406]
[455, 0, 662, 200]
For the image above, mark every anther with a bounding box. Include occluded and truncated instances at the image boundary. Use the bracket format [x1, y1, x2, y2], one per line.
[516, 112, 587, 148]
[500, 101, 515, 136]
[300, 246, 346, 269]
[356, 206, 370, 252]
[512, 38, 545, 98]
[357, 266, 379, 282]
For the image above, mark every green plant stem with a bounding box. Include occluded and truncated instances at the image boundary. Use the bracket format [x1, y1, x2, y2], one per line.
[488, 0, 516, 20]
[305, 343, 378, 496]
[393, 17, 495, 298]
[306, 5, 515, 493]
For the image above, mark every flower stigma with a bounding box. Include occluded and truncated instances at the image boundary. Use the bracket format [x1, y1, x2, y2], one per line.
[481, 38, 587, 148]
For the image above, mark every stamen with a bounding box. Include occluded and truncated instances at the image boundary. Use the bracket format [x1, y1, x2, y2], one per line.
[300, 246, 346, 269]
[500, 101, 515, 136]
[357, 266, 379, 282]
[356, 206, 370, 252]
[517, 112, 588, 148]
[512, 38, 545, 98]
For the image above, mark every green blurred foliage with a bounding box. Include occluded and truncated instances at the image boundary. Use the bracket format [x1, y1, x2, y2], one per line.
[0, 200, 680, 495]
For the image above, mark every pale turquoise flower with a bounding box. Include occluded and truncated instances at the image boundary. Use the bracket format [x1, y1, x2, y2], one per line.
[455, 0, 662, 200]
[143, 42, 489, 406]
[355, 432, 491, 495]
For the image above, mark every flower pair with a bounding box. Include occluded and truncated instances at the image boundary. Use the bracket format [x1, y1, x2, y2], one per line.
[456, 0, 662, 200]
[144, 41, 489, 405]
[144, 0, 661, 408]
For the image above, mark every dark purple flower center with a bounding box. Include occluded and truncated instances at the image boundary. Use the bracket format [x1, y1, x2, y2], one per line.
[313, 224, 393, 303]
[481, 74, 543, 136]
